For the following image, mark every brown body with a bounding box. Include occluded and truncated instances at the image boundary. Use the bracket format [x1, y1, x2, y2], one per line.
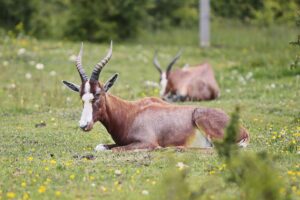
[165, 63, 220, 101]
[153, 51, 220, 102]
[91, 88, 249, 151]
[63, 42, 249, 151]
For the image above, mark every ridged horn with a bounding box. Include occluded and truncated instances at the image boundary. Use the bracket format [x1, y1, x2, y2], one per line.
[153, 50, 162, 74]
[76, 43, 88, 82]
[166, 50, 182, 74]
[90, 41, 113, 81]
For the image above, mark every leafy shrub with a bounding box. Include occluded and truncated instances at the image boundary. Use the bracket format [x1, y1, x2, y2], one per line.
[216, 107, 289, 200]
[0, 0, 299, 41]
[64, 0, 149, 42]
[211, 0, 299, 26]
[211, 0, 264, 22]
[0, 0, 35, 30]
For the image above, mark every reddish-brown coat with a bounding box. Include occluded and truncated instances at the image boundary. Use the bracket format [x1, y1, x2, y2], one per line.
[165, 63, 220, 101]
[88, 81, 249, 151]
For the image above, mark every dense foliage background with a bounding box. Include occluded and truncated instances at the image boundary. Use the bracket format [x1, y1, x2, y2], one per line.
[0, 0, 299, 42]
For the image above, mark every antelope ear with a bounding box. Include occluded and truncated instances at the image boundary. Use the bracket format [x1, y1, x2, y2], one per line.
[104, 73, 118, 92]
[62, 80, 80, 92]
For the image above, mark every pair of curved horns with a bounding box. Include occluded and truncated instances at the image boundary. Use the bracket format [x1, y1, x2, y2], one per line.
[76, 41, 113, 82]
[153, 50, 182, 74]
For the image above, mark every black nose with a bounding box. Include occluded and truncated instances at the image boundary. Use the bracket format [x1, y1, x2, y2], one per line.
[80, 124, 88, 130]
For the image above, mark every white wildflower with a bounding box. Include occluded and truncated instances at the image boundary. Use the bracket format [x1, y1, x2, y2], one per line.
[176, 162, 188, 170]
[144, 80, 159, 88]
[238, 76, 246, 85]
[69, 55, 77, 62]
[8, 83, 16, 89]
[18, 48, 26, 56]
[25, 73, 32, 79]
[245, 72, 253, 80]
[142, 190, 149, 195]
[3, 61, 9, 66]
[114, 170, 122, 175]
[29, 60, 35, 66]
[36, 63, 44, 70]
[66, 97, 71, 102]
[270, 83, 276, 88]
[49, 71, 56, 76]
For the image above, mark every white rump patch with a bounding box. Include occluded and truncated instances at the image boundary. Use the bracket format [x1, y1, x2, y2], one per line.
[188, 130, 213, 148]
[95, 144, 108, 151]
[79, 81, 94, 128]
[160, 72, 168, 97]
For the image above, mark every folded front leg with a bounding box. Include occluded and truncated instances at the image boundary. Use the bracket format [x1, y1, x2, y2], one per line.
[95, 144, 118, 151]
[111, 142, 158, 152]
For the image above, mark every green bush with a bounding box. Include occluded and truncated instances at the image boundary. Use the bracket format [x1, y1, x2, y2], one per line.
[0, 0, 35, 31]
[64, 0, 149, 42]
[29, 0, 70, 39]
[211, 0, 264, 22]
[211, 0, 299, 26]
[0, 0, 299, 41]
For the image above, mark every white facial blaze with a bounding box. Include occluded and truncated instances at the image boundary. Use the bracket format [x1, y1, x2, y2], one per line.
[160, 72, 168, 97]
[79, 82, 94, 128]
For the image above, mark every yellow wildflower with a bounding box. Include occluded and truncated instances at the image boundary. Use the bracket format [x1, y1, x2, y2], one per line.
[27, 157, 33, 161]
[50, 160, 56, 165]
[69, 174, 75, 180]
[38, 185, 46, 193]
[279, 188, 286, 195]
[21, 182, 26, 187]
[55, 191, 61, 197]
[23, 192, 29, 200]
[65, 161, 72, 167]
[209, 170, 215, 175]
[114, 181, 120, 186]
[101, 186, 107, 192]
[6, 192, 16, 199]
[287, 171, 295, 175]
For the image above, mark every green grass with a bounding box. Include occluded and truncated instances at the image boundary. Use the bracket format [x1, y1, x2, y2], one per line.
[0, 20, 299, 199]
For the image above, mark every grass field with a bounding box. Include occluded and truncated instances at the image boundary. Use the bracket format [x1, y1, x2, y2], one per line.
[0, 21, 299, 199]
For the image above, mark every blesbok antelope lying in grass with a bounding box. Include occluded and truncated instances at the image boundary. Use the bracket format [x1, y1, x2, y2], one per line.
[153, 51, 220, 102]
[62, 42, 249, 151]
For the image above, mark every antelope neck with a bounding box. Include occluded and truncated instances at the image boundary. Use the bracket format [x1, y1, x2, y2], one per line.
[99, 94, 135, 145]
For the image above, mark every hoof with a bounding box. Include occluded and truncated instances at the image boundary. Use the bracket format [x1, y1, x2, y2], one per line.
[94, 144, 109, 151]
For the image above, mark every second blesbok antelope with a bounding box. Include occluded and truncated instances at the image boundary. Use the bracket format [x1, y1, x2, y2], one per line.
[153, 51, 220, 102]
[62, 42, 249, 151]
